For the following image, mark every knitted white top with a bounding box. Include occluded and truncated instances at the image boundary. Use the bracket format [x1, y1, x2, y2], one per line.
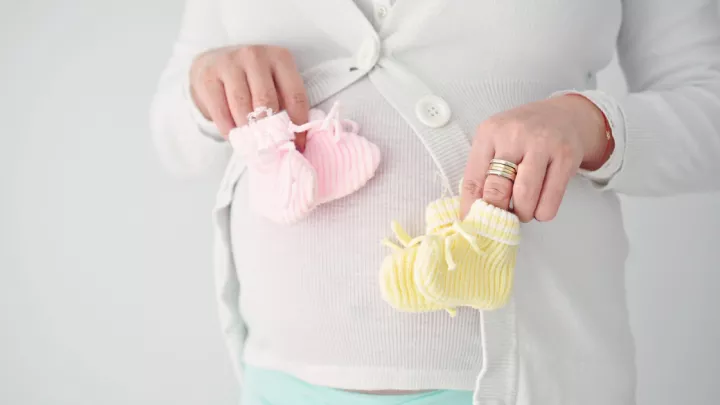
[149, 1, 720, 404]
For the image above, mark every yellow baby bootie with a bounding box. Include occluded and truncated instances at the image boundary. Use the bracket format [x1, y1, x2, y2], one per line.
[379, 222, 456, 315]
[413, 197, 521, 310]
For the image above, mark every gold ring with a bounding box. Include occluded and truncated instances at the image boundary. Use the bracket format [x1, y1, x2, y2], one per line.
[488, 163, 517, 175]
[490, 158, 518, 171]
[487, 169, 517, 182]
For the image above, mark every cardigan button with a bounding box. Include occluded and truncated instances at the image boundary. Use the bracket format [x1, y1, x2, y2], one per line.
[355, 38, 381, 71]
[415, 95, 452, 128]
[376, 5, 389, 19]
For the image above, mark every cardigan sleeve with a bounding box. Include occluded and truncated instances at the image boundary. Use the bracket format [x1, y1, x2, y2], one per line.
[149, 0, 231, 177]
[574, 0, 720, 196]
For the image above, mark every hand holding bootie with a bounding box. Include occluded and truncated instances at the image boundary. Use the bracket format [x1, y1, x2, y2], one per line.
[229, 108, 317, 224]
[413, 197, 521, 310]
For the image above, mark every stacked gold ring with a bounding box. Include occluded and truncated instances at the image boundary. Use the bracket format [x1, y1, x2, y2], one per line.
[487, 159, 518, 182]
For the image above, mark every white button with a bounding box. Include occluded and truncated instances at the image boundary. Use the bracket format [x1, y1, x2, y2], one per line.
[377, 6, 388, 18]
[415, 95, 452, 128]
[355, 38, 381, 71]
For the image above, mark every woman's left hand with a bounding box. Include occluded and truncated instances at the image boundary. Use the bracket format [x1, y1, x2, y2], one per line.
[460, 94, 613, 222]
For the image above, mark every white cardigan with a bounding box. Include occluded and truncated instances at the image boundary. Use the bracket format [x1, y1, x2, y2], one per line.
[150, 1, 720, 404]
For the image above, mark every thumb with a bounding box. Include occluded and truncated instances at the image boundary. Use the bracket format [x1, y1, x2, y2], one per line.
[285, 100, 308, 152]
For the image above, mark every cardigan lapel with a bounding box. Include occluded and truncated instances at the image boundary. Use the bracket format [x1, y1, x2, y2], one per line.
[297, 0, 378, 53]
[297, 0, 381, 107]
[380, 0, 450, 49]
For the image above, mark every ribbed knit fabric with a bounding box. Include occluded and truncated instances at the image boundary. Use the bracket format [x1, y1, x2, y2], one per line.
[149, 0, 720, 403]
[292, 103, 381, 205]
[380, 240, 454, 314]
[425, 197, 462, 234]
[379, 196, 520, 314]
[232, 104, 380, 224]
[230, 112, 317, 224]
[413, 198, 520, 311]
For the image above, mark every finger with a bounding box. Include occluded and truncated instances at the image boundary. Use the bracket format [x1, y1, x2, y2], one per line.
[482, 169, 514, 211]
[512, 152, 549, 222]
[223, 69, 253, 127]
[272, 56, 309, 152]
[199, 79, 235, 137]
[534, 157, 575, 221]
[244, 52, 281, 113]
[460, 140, 494, 219]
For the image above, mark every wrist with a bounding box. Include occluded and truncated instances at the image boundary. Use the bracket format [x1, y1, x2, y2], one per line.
[564, 94, 614, 171]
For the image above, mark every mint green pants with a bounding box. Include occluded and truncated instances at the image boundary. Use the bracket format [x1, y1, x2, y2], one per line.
[241, 365, 474, 405]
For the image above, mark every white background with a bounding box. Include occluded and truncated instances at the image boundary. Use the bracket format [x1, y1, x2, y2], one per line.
[1, 1, 719, 404]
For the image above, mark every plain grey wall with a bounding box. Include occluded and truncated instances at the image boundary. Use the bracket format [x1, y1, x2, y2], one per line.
[1, 1, 719, 404]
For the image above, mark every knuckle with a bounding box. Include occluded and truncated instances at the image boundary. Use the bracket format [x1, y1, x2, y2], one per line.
[476, 118, 501, 138]
[287, 92, 308, 107]
[272, 46, 293, 61]
[200, 71, 218, 88]
[506, 118, 526, 133]
[532, 132, 552, 150]
[207, 52, 237, 74]
[217, 50, 235, 65]
[194, 61, 217, 83]
[461, 178, 484, 199]
[483, 176, 512, 200]
[472, 131, 486, 145]
[254, 88, 279, 108]
[494, 118, 525, 137]
[239, 45, 265, 63]
[556, 140, 577, 160]
[245, 45, 265, 55]
[230, 50, 246, 65]
[483, 185, 508, 201]
[193, 48, 215, 65]
[230, 88, 250, 105]
[483, 118, 524, 147]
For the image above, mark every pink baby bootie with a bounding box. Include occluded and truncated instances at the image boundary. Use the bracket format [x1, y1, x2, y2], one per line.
[229, 107, 317, 224]
[290, 102, 381, 204]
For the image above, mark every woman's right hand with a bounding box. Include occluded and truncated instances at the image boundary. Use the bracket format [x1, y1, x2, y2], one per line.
[189, 45, 309, 150]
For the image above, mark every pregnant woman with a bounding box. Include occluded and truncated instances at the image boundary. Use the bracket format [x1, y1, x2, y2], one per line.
[150, 1, 720, 404]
